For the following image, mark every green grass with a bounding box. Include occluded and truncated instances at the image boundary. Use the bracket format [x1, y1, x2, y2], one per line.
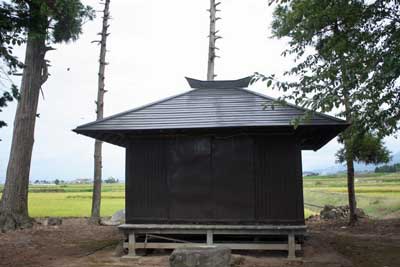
[304, 208, 317, 218]
[26, 191, 125, 217]
[0, 172, 399, 219]
[0, 184, 125, 218]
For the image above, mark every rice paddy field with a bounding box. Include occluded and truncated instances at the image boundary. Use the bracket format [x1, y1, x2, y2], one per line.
[0, 172, 399, 219]
[303, 172, 400, 218]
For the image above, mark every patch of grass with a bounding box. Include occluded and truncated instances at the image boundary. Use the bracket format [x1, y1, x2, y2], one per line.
[26, 191, 125, 217]
[304, 208, 317, 218]
[27, 183, 125, 193]
[307, 186, 400, 194]
[66, 195, 124, 199]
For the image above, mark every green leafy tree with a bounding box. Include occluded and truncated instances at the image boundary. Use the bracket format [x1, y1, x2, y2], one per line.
[375, 163, 400, 173]
[0, 0, 94, 232]
[259, 0, 399, 224]
[0, 2, 24, 131]
[104, 177, 118, 184]
[0, 85, 19, 129]
[336, 130, 391, 165]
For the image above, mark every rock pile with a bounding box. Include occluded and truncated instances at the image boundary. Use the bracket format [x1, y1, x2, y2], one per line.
[320, 205, 366, 220]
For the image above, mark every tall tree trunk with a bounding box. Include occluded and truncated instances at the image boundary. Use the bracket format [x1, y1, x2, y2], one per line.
[0, 34, 48, 231]
[207, 0, 221, 80]
[90, 0, 110, 224]
[345, 142, 357, 224]
[335, 23, 358, 225]
[344, 92, 358, 225]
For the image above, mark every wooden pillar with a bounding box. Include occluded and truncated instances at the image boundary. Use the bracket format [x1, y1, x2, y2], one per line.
[206, 230, 213, 245]
[128, 232, 137, 256]
[288, 233, 296, 259]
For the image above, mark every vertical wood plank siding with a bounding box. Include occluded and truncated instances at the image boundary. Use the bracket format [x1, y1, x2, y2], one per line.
[126, 139, 168, 221]
[125, 134, 305, 225]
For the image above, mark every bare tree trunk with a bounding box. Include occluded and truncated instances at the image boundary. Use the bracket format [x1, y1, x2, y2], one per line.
[0, 34, 48, 231]
[207, 0, 221, 80]
[344, 93, 357, 225]
[90, 0, 110, 224]
[345, 145, 357, 224]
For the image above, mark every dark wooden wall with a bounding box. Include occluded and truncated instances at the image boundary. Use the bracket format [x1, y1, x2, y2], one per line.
[125, 134, 304, 225]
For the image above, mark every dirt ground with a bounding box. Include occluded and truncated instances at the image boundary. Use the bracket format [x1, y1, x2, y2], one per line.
[0, 218, 399, 267]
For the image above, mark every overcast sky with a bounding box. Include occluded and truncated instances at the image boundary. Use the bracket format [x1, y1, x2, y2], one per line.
[0, 0, 399, 180]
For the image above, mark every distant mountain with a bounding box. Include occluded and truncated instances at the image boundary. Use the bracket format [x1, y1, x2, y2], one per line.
[308, 151, 400, 175]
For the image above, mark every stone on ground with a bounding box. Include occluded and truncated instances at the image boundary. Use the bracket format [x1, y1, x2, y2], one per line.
[101, 209, 125, 226]
[46, 217, 62, 226]
[170, 246, 231, 267]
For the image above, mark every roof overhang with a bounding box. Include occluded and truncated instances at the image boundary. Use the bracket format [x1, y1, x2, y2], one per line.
[73, 76, 349, 150]
[74, 123, 349, 150]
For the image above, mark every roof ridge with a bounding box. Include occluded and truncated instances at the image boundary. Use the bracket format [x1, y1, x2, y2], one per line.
[74, 89, 195, 131]
[185, 76, 253, 89]
[238, 88, 347, 124]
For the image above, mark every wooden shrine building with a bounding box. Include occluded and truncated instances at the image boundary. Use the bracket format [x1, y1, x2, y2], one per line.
[74, 77, 348, 258]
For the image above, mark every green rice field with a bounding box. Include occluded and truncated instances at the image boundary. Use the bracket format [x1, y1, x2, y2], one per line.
[0, 172, 399, 219]
[303, 172, 400, 218]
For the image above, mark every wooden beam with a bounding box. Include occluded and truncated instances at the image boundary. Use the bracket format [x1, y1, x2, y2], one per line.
[123, 242, 301, 251]
[119, 223, 307, 231]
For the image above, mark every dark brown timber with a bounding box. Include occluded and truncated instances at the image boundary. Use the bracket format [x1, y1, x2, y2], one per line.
[124, 134, 305, 225]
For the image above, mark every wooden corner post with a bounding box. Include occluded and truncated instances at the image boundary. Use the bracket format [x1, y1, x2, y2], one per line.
[288, 232, 296, 259]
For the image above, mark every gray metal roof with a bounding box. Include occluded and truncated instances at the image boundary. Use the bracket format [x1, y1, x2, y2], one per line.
[75, 77, 347, 132]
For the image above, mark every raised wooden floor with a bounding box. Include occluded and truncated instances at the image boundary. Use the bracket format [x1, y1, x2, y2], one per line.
[118, 224, 307, 259]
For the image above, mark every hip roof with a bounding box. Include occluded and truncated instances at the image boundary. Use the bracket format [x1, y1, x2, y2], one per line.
[74, 77, 348, 150]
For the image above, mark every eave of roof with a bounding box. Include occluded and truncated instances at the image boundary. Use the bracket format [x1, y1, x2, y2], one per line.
[73, 77, 349, 150]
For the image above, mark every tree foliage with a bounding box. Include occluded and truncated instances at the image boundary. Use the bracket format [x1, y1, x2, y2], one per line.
[257, 0, 399, 158]
[0, 85, 19, 128]
[0, 1, 24, 130]
[260, 0, 399, 224]
[336, 131, 391, 165]
[0, 0, 94, 133]
[0, 2, 25, 73]
[375, 163, 400, 173]
[104, 177, 119, 184]
[5, 0, 95, 43]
